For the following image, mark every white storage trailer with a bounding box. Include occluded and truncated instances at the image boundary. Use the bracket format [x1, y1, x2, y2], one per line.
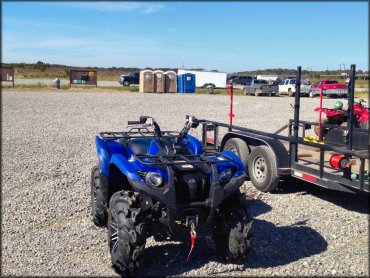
[177, 69, 227, 88]
[256, 75, 278, 81]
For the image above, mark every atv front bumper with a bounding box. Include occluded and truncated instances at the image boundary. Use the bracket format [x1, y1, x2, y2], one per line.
[128, 165, 246, 224]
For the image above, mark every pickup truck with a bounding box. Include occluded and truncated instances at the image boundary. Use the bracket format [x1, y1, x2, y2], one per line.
[278, 78, 312, 97]
[309, 80, 348, 98]
[119, 72, 140, 86]
[243, 79, 270, 96]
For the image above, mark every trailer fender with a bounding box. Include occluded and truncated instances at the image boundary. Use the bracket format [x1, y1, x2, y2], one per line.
[221, 131, 290, 173]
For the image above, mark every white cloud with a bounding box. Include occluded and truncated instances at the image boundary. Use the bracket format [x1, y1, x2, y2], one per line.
[66, 2, 167, 14]
[142, 4, 166, 14]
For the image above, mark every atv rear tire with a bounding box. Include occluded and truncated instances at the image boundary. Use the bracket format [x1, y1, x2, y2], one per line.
[224, 138, 250, 168]
[212, 191, 253, 263]
[91, 166, 108, 227]
[108, 191, 147, 275]
[247, 146, 279, 192]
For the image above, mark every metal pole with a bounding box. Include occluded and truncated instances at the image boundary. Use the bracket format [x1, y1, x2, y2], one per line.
[318, 87, 324, 140]
[227, 83, 235, 128]
[347, 64, 355, 150]
[292, 66, 301, 162]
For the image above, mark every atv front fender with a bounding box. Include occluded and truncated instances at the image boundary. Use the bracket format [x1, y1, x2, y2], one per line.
[110, 154, 142, 182]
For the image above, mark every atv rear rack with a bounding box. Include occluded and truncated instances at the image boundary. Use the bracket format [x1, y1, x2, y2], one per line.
[134, 152, 234, 166]
[100, 130, 180, 140]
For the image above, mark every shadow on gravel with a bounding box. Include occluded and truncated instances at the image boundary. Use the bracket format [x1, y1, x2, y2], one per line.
[243, 218, 328, 269]
[134, 199, 327, 277]
[136, 224, 221, 277]
[273, 178, 370, 214]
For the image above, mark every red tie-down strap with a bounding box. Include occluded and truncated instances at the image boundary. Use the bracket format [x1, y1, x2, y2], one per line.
[186, 230, 197, 262]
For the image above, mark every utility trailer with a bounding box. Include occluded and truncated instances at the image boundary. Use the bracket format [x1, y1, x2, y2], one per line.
[199, 65, 369, 194]
[177, 69, 227, 88]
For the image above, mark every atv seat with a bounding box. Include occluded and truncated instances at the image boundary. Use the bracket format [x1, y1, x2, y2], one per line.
[127, 138, 153, 155]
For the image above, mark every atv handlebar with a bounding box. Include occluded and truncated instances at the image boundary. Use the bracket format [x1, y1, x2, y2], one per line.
[127, 115, 201, 140]
[177, 115, 200, 141]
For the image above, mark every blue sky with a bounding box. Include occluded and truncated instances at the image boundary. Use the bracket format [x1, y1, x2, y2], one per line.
[2, 1, 368, 72]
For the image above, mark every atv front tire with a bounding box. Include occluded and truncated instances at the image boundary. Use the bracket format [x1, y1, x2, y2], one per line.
[91, 166, 108, 227]
[108, 191, 147, 275]
[212, 191, 253, 263]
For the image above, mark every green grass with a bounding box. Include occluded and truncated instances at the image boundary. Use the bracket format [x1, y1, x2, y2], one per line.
[1, 84, 140, 92]
[196, 88, 244, 95]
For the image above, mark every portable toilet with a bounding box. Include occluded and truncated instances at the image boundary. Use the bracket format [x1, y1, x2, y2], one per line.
[177, 73, 196, 93]
[164, 71, 177, 93]
[139, 70, 154, 93]
[154, 70, 165, 94]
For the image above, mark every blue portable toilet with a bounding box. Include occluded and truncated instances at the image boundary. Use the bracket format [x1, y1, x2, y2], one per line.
[177, 73, 196, 93]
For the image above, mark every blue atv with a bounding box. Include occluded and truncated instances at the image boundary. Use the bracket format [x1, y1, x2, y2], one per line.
[91, 116, 253, 275]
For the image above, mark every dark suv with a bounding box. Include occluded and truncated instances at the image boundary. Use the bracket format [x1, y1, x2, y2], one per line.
[227, 75, 253, 85]
[119, 72, 139, 86]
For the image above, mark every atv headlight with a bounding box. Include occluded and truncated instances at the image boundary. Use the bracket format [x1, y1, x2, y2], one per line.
[145, 172, 163, 187]
[219, 168, 233, 185]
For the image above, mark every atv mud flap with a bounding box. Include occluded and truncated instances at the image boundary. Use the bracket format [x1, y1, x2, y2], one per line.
[128, 164, 246, 228]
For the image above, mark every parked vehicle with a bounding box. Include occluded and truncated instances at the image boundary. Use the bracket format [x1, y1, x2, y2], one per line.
[91, 115, 253, 275]
[227, 75, 254, 85]
[260, 80, 280, 96]
[119, 72, 140, 86]
[278, 78, 312, 97]
[243, 79, 269, 96]
[309, 80, 348, 98]
[178, 69, 227, 88]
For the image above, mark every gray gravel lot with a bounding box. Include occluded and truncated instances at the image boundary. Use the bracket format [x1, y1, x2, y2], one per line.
[1, 90, 369, 276]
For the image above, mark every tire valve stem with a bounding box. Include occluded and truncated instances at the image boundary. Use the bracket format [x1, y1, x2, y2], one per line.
[186, 223, 197, 262]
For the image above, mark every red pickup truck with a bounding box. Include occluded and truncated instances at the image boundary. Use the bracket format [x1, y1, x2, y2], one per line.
[310, 80, 348, 98]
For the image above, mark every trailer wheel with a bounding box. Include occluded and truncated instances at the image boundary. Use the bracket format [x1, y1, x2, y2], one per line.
[247, 146, 279, 192]
[224, 138, 250, 167]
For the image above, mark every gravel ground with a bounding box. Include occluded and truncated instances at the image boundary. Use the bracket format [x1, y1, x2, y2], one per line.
[1, 90, 369, 277]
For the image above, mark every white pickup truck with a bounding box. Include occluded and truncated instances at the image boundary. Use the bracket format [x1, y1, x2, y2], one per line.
[278, 78, 312, 97]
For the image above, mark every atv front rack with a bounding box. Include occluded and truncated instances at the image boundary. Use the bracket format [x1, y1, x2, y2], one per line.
[134, 152, 234, 166]
[100, 130, 180, 140]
